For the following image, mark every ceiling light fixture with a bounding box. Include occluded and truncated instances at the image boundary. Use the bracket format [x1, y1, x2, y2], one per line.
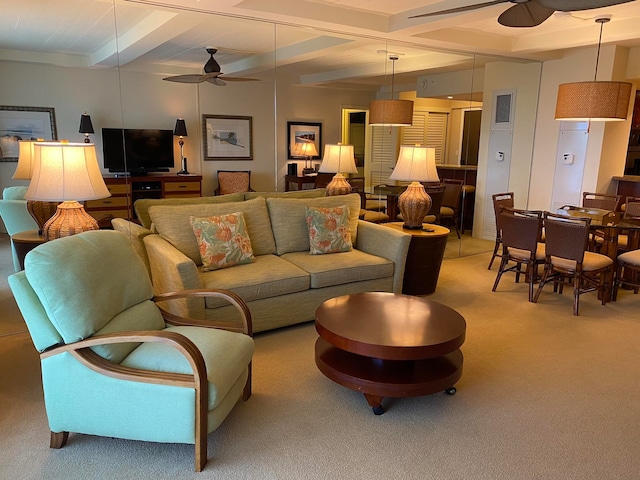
[555, 16, 632, 122]
[369, 55, 413, 126]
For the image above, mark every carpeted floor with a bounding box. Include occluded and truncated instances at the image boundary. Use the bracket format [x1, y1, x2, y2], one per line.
[1, 233, 639, 479]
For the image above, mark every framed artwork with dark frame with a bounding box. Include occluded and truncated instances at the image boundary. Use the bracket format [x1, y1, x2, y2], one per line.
[0, 106, 57, 162]
[287, 121, 322, 160]
[203, 114, 253, 161]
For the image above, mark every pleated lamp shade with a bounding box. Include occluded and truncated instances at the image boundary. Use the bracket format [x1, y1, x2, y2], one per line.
[390, 145, 439, 230]
[26, 142, 111, 240]
[13, 140, 38, 180]
[555, 81, 632, 121]
[369, 99, 414, 126]
[319, 143, 358, 196]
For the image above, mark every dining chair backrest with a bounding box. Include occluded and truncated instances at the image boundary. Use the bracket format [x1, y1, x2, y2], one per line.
[441, 179, 463, 209]
[543, 212, 590, 264]
[499, 207, 542, 253]
[492, 192, 515, 230]
[424, 184, 445, 217]
[623, 201, 640, 219]
[582, 192, 619, 211]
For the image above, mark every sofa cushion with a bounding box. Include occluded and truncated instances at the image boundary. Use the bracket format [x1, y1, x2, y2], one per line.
[267, 193, 361, 255]
[200, 254, 309, 308]
[135, 192, 245, 229]
[191, 212, 255, 271]
[120, 325, 254, 410]
[149, 197, 275, 264]
[3, 186, 29, 200]
[305, 205, 352, 254]
[281, 249, 394, 288]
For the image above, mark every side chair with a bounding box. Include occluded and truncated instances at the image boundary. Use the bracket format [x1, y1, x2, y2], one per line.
[439, 179, 463, 238]
[488, 192, 515, 270]
[533, 212, 613, 316]
[582, 192, 620, 211]
[8, 230, 254, 472]
[214, 170, 254, 195]
[492, 207, 545, 302]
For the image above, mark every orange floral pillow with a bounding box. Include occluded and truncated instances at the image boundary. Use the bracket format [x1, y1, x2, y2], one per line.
[190, 212, 254, 271]
[305, 205, 352, 255]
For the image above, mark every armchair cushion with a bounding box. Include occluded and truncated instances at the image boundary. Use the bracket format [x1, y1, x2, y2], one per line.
[267, 193, 361, 255]
[305, 205, 352, 254]
[24, 231, 160, 348]
[191, 212, 254, 271]
[149, 196, 275, 264]
[121, 325, 254, 410]
[3, 186, 29, 200]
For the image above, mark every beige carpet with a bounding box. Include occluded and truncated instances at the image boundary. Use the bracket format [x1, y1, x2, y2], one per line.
[1, 234, 639, 479]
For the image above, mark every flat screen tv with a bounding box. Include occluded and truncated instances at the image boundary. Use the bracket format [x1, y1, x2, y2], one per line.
[102, 128, 174, 174]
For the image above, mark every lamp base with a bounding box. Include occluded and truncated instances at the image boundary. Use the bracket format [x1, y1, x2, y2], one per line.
[325, 173, 352, 196]
[397, 182, 432, 229]
[26, 200, 58, 236]
[177, 157, 190, 175]
[43, 201, 99, 241]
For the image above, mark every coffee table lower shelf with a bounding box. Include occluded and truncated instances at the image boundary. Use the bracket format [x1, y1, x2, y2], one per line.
[315, 337, 463, 414]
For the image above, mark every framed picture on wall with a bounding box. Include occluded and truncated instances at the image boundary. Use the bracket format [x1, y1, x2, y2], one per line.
[287, 121, 322, 160]
[0, 106, 57, 162]
[202, 114, 253, 160]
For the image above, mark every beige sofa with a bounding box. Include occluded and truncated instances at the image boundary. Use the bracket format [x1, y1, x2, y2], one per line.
[113, 190, 411, 333]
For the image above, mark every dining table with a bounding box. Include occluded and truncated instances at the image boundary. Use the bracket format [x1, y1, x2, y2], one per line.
[557, 205, 640, 301]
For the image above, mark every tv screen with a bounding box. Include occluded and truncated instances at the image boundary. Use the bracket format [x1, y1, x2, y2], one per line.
[102, 128, 174, 174]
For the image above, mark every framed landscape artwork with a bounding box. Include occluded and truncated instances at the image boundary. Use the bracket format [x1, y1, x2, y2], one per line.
[203, 114, 253, 160]
[287, 121, 322, 160]
[0, 106, 57, 162]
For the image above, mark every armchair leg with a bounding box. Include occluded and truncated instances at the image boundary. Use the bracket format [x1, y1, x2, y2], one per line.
[243, 362, 252, 401]
[50, 431, 69, 449]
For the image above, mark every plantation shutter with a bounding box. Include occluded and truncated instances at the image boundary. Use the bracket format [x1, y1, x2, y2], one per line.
[401, 111, 448, 164]
[369, 126, 399, 186]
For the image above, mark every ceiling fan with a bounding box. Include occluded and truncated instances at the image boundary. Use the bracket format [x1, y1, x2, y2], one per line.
[162, 47, 259, 85]
[409, 0, 636, 27]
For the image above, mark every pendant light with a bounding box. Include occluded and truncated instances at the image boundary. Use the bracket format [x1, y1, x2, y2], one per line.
[555, 16, 632, 122]
[369, 54, 413, 126]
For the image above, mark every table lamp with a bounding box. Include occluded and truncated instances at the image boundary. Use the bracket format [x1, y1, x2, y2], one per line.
[79, 112, 94, 143]
[319, 143, 358, 196]
[293, 141, 318, 175]
[13, 140, 58, 235]
[390, 145, 439, 229]
[174, 118, 189, 174]
[25, 142, 111, 241]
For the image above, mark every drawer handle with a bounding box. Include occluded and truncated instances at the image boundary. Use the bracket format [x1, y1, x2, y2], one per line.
[178, 185, 187, 188]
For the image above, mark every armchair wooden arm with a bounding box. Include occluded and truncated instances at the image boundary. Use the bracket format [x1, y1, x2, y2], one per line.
[41, 330, 209, 471]
[154, 288, 253, 336]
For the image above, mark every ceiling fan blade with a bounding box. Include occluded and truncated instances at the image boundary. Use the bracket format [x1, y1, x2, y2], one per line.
[163, 72, 220, 83]
[221, 76, 260, 82]
[538, 0, 634, 11]
[498, 1, 554, 27]
[409, 0, 510, 18]
[207, 77, 227, 86]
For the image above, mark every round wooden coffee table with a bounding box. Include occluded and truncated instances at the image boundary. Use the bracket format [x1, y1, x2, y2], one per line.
[315, 292, 465, 415]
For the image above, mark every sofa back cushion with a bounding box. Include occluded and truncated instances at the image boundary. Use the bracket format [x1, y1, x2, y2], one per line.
[134, 192, 245, 229]
[149, 196, 276, 264]
[267, 193, 361, 255]
[244, 188, 326, 201]
[3, 186, 29, 200]
[22, 230, 164, 361]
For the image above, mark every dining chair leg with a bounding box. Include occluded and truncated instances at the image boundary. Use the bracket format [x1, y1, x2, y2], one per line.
[488, 239, 501, 270]
[491, 255, 509, 293]
[533, 264, 551, 304]
[573, 275, 581, 316]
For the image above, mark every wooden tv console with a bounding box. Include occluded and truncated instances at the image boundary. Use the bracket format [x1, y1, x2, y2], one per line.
[85, 174, 202, 225]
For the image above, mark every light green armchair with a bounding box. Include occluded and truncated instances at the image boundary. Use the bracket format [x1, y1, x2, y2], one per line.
[0, 186, 37, 272]
[8, 230, 254, 472]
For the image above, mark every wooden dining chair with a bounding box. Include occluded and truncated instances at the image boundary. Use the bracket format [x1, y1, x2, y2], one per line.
[439, 179, 463, 238]
[582, 192, 620, 211]
[491, 207, 545, 302]
[488, 192, 515, 270]
[533, 212, 613, 316]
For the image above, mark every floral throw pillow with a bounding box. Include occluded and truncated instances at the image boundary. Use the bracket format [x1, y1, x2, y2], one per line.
[190, 212, 255, 271]
[305, 205, 353, 255]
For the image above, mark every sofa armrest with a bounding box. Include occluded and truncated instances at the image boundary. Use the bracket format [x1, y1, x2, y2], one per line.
[143, 234, 205, 319]
[111, 218, 153, 275]
[355, 220, 411, 293]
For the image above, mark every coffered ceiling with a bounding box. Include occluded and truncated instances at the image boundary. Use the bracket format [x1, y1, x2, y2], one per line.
[1, 0, 639, 91]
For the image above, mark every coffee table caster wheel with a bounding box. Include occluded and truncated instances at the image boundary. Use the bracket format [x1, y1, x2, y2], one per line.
[372, 405, 385, 415]
[445, 387, 457, 395]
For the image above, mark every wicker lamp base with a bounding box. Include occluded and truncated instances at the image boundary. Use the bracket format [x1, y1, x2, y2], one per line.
[43, 201, 99, 241]
[326, 174, 352, 196]
[397, 182, 432, 229]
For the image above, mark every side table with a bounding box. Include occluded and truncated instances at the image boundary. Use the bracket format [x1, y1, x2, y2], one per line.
[11, 230, 45, 271]
[383, 222, 450, 295]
